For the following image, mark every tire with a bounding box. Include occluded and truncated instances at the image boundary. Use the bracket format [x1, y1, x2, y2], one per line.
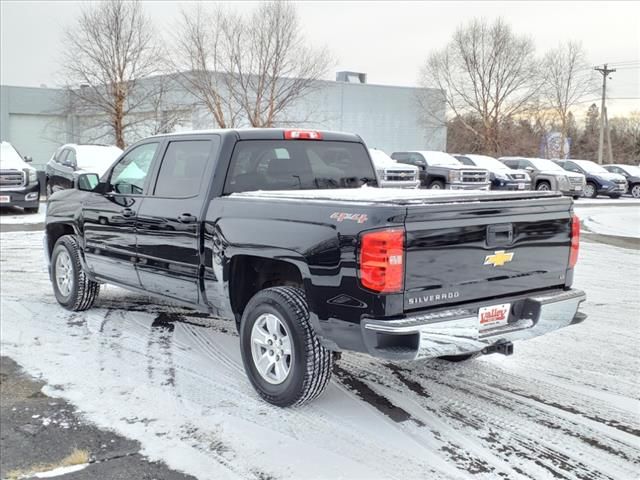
[584, 182, 597, 198]
[24, 205, 39, 214]
[573, 196, 581, 200]
[536, 181, 551, 191]
[51, 235, 100, 311]
[429, 180, 445, 190]
[438, 353, 479, 362]
[239, 286, 333, 407]
[631, 184, 640, 199]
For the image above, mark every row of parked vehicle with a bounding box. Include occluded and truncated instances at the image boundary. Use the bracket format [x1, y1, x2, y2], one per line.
[1, 139, 639, 215]
[370, 148, 639, 199]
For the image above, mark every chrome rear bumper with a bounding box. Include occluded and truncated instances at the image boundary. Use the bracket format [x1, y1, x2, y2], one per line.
[362, 289, 586, 360]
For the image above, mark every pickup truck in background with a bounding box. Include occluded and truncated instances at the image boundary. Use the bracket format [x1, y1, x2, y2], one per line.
[500, 157, 585, 199]
[0, 141, 40, 213]
[369, 148, 420, 188]
[454, 154, 532, 191]
[45, 129, 586, 407]
[391, 150, 490, 190]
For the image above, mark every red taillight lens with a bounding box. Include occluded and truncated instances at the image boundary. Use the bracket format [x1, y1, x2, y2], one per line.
[569, 215, 580, 268]
[359, 228, 404, 293]
[284, 130, 323, 140]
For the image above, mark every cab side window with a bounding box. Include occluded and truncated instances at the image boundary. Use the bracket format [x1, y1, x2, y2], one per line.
[66, 149, 77, 169]
[110, 143, 159, 195]
[153, 140, 214, 197]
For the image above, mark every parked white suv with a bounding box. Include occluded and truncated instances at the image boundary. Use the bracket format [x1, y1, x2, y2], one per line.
[0, 141, 40, 213]
[369, 149, 420, 188]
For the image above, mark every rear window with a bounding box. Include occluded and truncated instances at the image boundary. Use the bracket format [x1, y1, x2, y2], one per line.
[224, 140, 377, 193]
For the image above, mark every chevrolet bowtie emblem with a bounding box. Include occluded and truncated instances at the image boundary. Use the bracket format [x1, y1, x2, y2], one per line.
[484, 250, 514, 267]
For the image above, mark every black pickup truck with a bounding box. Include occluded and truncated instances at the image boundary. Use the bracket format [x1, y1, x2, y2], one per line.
[45, 129, 586, 407]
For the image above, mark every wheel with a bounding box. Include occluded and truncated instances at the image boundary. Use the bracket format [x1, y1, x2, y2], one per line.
[428, 180, 445, 189]
[51, 235, 100, 311]
[584, 182, 597, 198]
[631, 184, 640, 199]
[24, 205, 39, 214]
[239, 286, 333, 407]
[438, 353, 479, 362]
[536, 181, 551, 191]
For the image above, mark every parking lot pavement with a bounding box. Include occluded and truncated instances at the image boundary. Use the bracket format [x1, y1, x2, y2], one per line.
[1, 203, 639, 480]
[0, 356, 196, 480]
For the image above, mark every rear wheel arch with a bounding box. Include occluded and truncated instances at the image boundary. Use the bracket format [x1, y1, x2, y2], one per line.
[228, 254, 308, 324]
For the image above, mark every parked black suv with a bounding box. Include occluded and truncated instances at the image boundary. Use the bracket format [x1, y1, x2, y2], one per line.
[391, 150, 490, 190]
[45, 144, 122, 195]
[45, 129, 586, 407]
[553, 159, 627, 199]
[603, 164, 640, 199]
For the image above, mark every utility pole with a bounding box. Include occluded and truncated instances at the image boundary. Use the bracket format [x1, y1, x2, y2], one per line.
[594, 64, 616, 164]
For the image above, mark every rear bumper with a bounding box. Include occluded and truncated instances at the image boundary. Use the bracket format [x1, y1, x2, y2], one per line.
[359, 288, 586, 361]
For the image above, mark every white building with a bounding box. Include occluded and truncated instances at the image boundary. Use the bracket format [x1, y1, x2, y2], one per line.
[0, 71, 446, 169]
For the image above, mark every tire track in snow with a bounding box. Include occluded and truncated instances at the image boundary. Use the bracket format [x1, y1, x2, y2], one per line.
[344, 359, 639, 480]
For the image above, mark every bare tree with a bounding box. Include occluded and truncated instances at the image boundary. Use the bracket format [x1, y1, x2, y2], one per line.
[541, 41, 597, 156]
[420, 18, 542, 155]
[175, 1, 332, 128]
[61, 0, 165, 148]
[172, 5, 241, 128]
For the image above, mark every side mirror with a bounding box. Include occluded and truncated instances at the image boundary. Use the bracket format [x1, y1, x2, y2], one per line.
[24, 156, 32, 163]
[525, 167, 534, 172]
[77, 173, 100, 191]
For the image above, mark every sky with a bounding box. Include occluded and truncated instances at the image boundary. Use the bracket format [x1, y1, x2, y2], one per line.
[1, 0, 639, 116]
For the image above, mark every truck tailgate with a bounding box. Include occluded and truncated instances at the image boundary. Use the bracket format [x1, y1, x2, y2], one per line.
[403, 196, 573, 311]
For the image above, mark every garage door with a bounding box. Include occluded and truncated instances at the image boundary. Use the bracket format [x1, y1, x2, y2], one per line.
[8, 114, 67, 169]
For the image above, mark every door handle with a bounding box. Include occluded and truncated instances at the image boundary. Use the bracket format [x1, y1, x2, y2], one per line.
[121, 208, 135, 218]
[178, 213, 197, 223]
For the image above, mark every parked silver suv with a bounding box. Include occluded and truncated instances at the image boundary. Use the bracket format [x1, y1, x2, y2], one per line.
[499, 157, 585, 199]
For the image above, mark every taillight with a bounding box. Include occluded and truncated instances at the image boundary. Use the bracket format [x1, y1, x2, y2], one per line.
[359, 228, 404, 293]
[284, 130, 323, 140]
[569, 215, 580, 268]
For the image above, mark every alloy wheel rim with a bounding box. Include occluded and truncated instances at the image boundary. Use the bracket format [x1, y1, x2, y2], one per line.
[585, 184, 595, 197]
[55, 250, 73, 297]
[632, 185, 640, 198]
[250, 313, 293, 384]
[431, 184, 442, 189]
[538, 183, 550, 191]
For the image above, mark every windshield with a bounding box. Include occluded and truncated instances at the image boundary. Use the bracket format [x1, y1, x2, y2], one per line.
[619, 165, 640, 176]
[0, 142, 26, 167]
[369, 149, 396, 166]
[529, 158, 566, 172]
[424, 151, 460, 166]
[224, 140, 377, 193]
[573, 160, 608, 174]
[466, 155, 508, 170]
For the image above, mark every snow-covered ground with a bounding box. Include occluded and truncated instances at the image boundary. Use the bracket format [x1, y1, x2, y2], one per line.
[575, 205, 640, 239]
[0, 203, 47, 225]
[1, 207, 639, 480]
